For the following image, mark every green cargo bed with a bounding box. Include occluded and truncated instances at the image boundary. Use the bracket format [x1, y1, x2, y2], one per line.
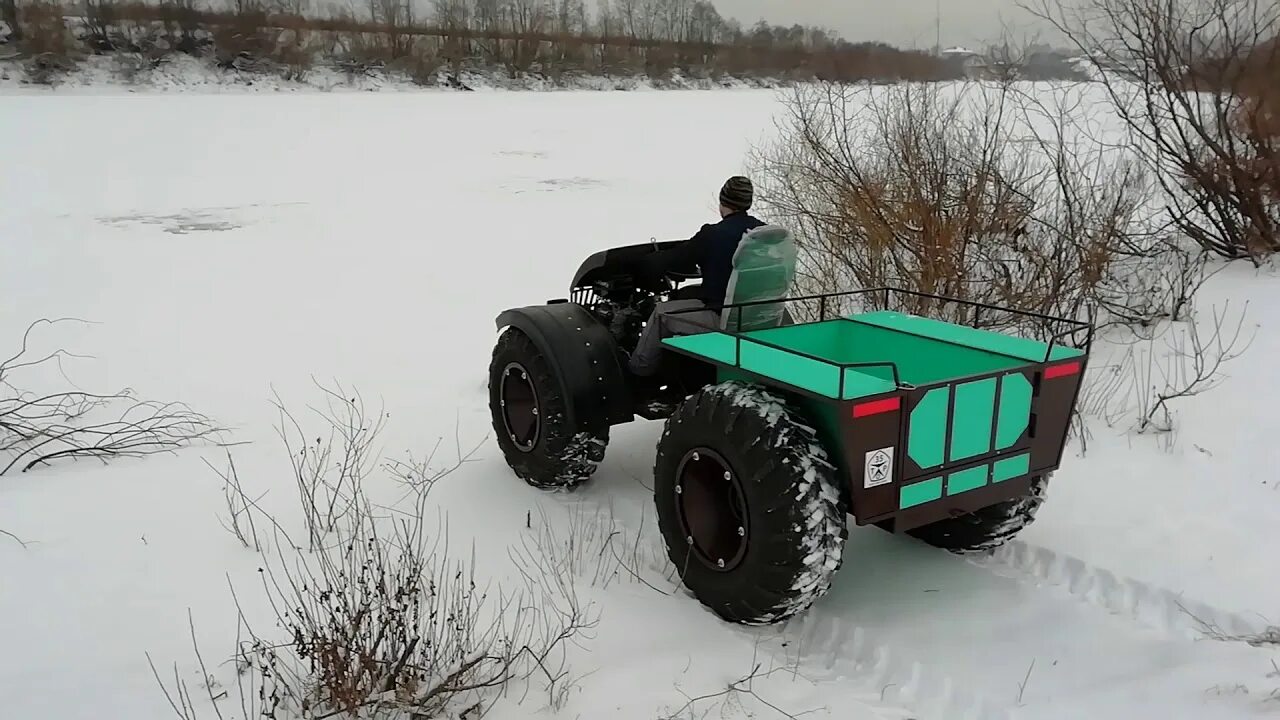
[661, 310, 1085, 400]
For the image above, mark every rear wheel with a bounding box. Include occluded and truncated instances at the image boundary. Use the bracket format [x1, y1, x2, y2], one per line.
[906, 474, 1050, 553]
[653, 381, 847, 625]
[488, 328, 608, 490]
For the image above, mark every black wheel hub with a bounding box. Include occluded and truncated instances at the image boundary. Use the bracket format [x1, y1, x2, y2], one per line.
[499, 362, 540, 452]
[674, 447, 749, 572]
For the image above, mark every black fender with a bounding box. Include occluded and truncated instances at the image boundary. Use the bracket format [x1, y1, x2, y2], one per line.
[495, 302, 635, 432]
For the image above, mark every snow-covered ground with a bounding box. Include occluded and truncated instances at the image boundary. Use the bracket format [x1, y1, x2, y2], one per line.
[2, 86, 1278, 720]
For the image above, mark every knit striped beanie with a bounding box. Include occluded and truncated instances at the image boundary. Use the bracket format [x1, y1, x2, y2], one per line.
[719, 176, 754, 212]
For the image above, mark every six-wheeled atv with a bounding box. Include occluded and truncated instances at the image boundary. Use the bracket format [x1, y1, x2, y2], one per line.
[488, 228, 1091, 625]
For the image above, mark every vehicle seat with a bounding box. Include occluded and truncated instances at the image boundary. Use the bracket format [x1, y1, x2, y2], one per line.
[720, 224, 798, 333]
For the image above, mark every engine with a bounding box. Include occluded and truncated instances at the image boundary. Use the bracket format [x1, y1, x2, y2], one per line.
[578, 278, 661, 355]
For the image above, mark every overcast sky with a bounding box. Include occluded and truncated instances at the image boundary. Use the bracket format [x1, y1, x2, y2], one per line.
[711, 0, 1065, 50]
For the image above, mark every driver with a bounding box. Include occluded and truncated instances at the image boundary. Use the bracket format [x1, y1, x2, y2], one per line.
[628, 175, 764, 377]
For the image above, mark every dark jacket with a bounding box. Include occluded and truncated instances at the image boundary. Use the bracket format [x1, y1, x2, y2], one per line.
[640, 211, 765, 309]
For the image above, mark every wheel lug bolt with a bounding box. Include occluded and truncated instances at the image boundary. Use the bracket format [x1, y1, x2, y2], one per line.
[717, 559, 725, 568]
[686, 536, 693, 545]
[738, 527, 745, 536]
[723, 471, 731, 480]
[675, 485, 682, 494]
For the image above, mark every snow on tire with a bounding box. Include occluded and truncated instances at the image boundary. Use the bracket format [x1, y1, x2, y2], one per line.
[653, 381, 847, 625]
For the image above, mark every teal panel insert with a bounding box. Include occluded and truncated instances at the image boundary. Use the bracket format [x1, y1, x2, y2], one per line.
[852, 311, 1086, 363]
[908, 388, 950, 469]
[738, 341, 841, 398]
[899, 478, 943, 509]
[949, 377, 997, 462]
[664, 329, 897, 400]
[947, 465, 989, 495]
[839, 366, 898, 400]
[994, 373, 1032, 451]
[992, 453, 1031, 483]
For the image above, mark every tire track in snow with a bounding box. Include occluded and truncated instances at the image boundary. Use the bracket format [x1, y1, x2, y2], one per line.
[752, 528, 1277, 720]
[968, 540, 1277, 645]
[776, 612, 1014, 720]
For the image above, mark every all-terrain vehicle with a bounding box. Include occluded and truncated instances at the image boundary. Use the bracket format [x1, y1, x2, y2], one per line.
[488, 226, 1091, 625]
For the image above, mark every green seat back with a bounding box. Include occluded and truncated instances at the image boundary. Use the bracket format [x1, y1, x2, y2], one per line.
[720, 224, 797, 333]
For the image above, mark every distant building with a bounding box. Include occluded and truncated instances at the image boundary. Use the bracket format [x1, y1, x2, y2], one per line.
[939, 46, 987, 78]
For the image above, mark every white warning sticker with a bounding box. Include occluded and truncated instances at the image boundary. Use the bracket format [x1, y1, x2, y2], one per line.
[864, 446, 895, 488]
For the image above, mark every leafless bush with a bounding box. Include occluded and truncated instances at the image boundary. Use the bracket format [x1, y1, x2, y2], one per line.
[15, 0, 81, 83]
[748, 80, 1187, 346]
[1129, 302, 1254, 434]
[0, 318, 224, 476]
[151, 380, 600, 719]
[1076, 302, 1255, 441]
[1024, 0, 1280, 264]
[269, 379, 387, 551]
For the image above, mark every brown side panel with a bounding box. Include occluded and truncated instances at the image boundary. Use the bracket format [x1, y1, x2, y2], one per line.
[1029, 365, 1084, 470]
[841, 401, 904, 524]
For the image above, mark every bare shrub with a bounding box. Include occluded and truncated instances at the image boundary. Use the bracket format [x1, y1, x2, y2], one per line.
[14, 0, 80, 82]
[1099, 302, 1255, 437]
[268, 379, 387, 551]
[748, 80, 1179, 344]
[1024, 0, 1280, 264]
[151, 380, 599, 719]
[0, 318, 224, 475]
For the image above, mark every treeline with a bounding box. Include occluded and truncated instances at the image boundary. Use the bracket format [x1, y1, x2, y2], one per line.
[1, 0, 960, 84]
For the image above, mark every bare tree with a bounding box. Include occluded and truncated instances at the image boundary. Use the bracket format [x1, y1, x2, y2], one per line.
[1023, 0, 1280, 263]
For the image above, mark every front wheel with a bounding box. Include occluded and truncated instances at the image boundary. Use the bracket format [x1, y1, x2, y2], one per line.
[488, 328, 608, 491]
[653, 381, 847, 625]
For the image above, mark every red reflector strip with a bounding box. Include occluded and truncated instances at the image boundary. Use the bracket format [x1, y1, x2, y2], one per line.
[1044, 361, 1082, 380]
[852, 396, 901, 418]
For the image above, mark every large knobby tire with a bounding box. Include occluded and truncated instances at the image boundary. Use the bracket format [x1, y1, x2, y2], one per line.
[488, 328, 608, 491]
[906, 474, 1051, 553]
[653, 381, 847, 625]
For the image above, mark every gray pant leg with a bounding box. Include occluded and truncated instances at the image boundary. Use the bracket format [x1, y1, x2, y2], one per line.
[629, 299, 720, 376]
